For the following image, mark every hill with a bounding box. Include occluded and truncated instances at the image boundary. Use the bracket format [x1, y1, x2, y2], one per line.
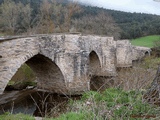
[0, 0, 160, 39]
[78, 6, 160, 39]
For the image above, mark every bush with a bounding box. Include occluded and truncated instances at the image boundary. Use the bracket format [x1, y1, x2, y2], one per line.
[61, 88, 160, 120]
[54, 112, 93, 120]
[1, 88, 160, 119]
[0, 112, 34, 120]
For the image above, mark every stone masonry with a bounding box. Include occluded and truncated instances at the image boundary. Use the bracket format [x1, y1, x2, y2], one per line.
[0, 34, 150, 95]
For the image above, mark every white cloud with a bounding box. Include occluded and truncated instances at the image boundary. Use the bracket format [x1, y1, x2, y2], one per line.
[72, 0, 160, 15]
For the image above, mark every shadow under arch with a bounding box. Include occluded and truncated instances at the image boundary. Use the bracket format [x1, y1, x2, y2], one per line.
[4, 54, 67, 94]
[88, 51, 101, 76]
[26, 54, 67, 93]
[89, 51, 102, 91]
[89, 51, 114, 91]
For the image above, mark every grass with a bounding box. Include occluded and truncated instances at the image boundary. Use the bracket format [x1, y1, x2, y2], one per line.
[49, 56, 160, 119]
[0, 33, 3, 36]
[53, 88, 160, 120]
[131, 35, 160, 48]
[1, 88, 160, 120]
[142, 56, 160, 69]
[0, 112, 34, 120]
[25, 88, 159, 120]
[0, 33, 6, 36]
[113, 55, 160, 91]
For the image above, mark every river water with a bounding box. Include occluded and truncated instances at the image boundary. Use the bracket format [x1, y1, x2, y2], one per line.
[0, 88, 79, 117]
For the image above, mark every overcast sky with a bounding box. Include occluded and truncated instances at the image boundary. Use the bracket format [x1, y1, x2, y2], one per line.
[72, 0, 160, 15]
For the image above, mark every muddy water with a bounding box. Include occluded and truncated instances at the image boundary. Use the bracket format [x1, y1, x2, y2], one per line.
[0, 77, 112, 117]
[0, 89, 36, 115]
[0, 89, 81, 117]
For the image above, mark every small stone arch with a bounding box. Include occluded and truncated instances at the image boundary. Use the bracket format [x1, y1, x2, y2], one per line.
[145, 50, 151, 56]
[88, 51, 102, 90]
[88, 51, 102, 76]
[88, 51, 111, 91]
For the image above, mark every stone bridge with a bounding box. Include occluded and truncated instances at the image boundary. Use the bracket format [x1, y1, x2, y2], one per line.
[0, 34, 150, 95]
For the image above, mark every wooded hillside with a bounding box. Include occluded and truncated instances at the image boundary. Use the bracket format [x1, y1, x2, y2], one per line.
[0, 0, 160, 39]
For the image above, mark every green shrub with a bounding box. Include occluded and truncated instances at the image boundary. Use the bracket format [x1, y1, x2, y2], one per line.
[0, 112, 34, 120]
[53, 112, 93, 120]
[62, 88, 160, 120]
[142, 56, 160, 69]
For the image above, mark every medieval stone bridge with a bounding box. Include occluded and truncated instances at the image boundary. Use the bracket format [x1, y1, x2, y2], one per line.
[0, 34, 151, 95]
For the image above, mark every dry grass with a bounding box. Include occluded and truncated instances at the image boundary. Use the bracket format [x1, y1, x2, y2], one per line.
[114, 66, 156, 91]
[52, 57, 160, 119]
[55, 88, 160, 120]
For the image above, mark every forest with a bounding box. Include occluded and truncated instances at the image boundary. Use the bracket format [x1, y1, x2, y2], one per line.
[0, 0, 160, 39]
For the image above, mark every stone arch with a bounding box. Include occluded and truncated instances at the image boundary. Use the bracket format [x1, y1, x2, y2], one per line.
[0, 51, 38, 94]
[0, 53, 66, 94]
[145, 51, 150, 56]
[26, 54, 67, 93]
[88, 51, 102, 76]
[89, 51, 108, 91]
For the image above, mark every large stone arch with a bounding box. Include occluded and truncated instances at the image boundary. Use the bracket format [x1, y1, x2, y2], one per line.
[0, 51, 38, 94]
[0, 53, 67, 94]
[26, 54, 67, 93]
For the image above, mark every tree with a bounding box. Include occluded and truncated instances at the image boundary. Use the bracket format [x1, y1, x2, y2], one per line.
[50, 0, 82, 32]
[0, 0, 21, 34]
[0, 0, 33, 34]
[36, 0, 54, 33]
[50, 0, 64, 32]
[143, 65, 160, 105]
[63, 2, 82, 32]
[19, 4, 33, 34]
[35, 0, 82, 33]
[72, 11, 121, 39]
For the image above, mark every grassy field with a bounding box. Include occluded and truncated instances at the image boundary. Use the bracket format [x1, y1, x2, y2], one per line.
[131, 35, 160, 48]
